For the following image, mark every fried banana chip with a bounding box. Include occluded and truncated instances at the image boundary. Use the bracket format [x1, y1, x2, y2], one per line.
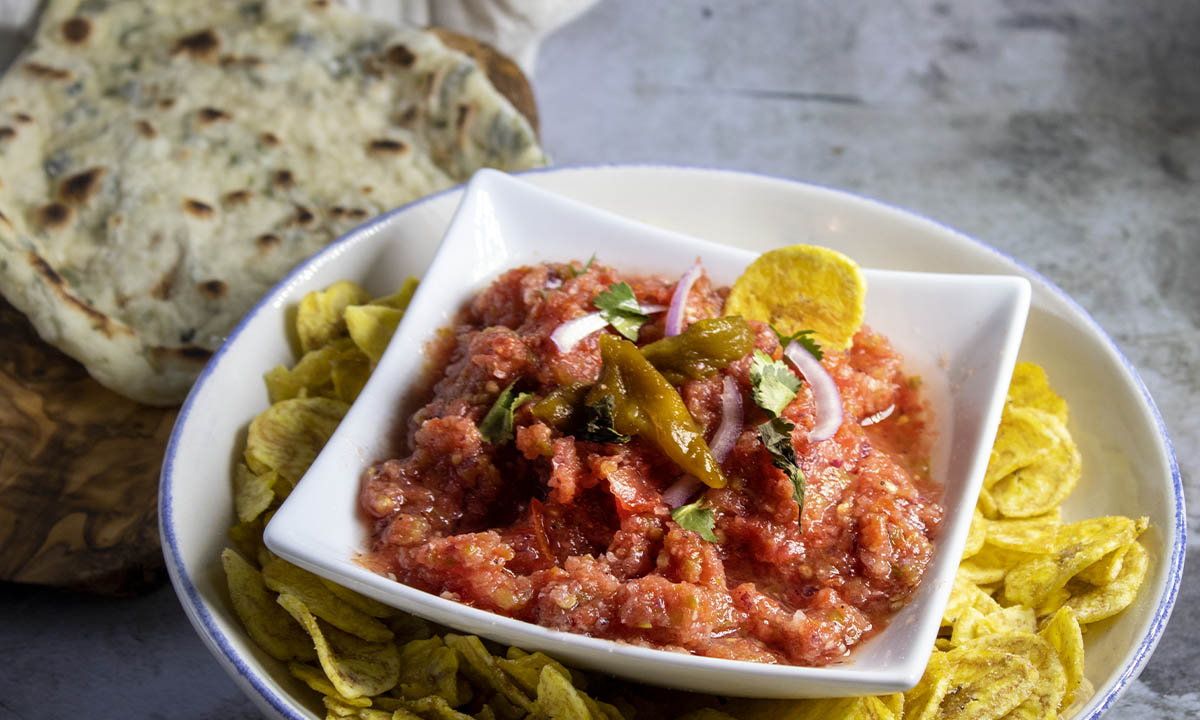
[960, 633, 1066, 720]
[724, 244, 866, 352]
[1038, 607, 1085, 708]
[394, 637, 465, 704]
[950, 605, 1036, 646]
[983, 407, 1056, 489]
[288, 662, 372, 708]
[725, 695, 895, 720]
[903, 651, 951, 720]
[1004, 516, 1141, 607]
[221, 549, 315, 662]
[233, 463, 277, 524]
[534, 664, 593, 720]
[989, 409, 1080, 518]
[277, 593, 400, 698]
[262, 557, 394, 642]
[1076, 542, 1130, 586]
[297, 280, 371, 354]
[1006, 362, 1068, 423]
[444, 634, 534, 714]
[346, 304, 407, 365]
[245, 396, 349, 483]
[943, 575, 1003, 627]
[985, 514, 1061, 554]
[962, 510, 987, 560]
[1067, 540, 1150, 623]
[932, 646, 1037, 720]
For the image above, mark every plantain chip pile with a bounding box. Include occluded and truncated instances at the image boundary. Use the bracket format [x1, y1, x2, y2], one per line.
[222, 277, 1150, 720]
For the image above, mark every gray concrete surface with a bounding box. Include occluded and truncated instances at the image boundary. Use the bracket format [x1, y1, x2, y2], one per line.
[1, 0, 1196, 718]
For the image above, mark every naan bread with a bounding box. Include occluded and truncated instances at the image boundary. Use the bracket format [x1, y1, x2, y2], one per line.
[0, 0, 545, 405]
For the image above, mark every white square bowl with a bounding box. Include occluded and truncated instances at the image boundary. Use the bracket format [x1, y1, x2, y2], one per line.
[263, 169, 1031, 698]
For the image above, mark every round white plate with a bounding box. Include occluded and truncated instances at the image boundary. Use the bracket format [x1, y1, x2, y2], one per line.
[161, 165, 1185, 720]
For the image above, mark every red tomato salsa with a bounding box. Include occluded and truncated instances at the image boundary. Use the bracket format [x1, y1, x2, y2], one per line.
[359, 261, 941, 666]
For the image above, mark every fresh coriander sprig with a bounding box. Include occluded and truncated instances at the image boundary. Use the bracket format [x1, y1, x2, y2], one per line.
[593, 282, 651, 341]
[749, 349, 801, 418]
[671, 496, 719, 542]
[478, 380, 532, 444]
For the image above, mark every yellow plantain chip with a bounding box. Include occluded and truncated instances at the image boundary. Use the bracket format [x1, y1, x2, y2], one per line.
[317, 578, 394, 619]
[499, 650, 586, 696]
[990, 409, 1080, 518]
[287, 662, 372, 708]
[322, 695, 392, 719]
[962, 510, 987, 560]
[262, 557, 394, 642]
[402, 695, 474, 719]
[245, 396, 349, 483]
[1034, 586, 1072, 618]
[724, 244, 866, 352]
[934, 646, 1037, 720]
[1076, 542, 1130, 586]
[725, 695, 895, 720]
[1038, 607, 1085, 708]
[534, 665, 593, 720]
[220, 549, 315, 662]
[346, 304, 407, 365]
[371, 277, 420, 311]
[951, 605, 1036, 647]
[903, 651, 951, 720]
[879, 693, 903, 717]
[960, 633, 1066, 720]
[443, 634, 535, 714]
[229, 516, 268, 562]
[297, 280, 372, 354]
[330, 347, 372, 403]
[1067, 540, 1150, 623]
[983, 406, 1056, 489]
[1006, 362, 1068, 423]
[277, 593, 400, 699]
[394, 637, 465, 704]
[985, 514, 1061, 554]
[1004, 516, 1141, 607]
[234, 463, 277, 524]
[944, 575, 1003, 627]
[265, 339, 352, 403]
[977, 486, 999, 520]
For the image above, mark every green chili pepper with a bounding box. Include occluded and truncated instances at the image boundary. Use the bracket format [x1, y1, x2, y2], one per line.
[639, 316, 754, 385]
[587, 334, 727, 488]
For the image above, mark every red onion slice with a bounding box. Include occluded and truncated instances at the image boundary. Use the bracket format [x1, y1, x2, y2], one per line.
[549, 305, 668, 353]
[665, 261, 704, 337]
[708, 375, 743, 463]
[661, 475, 702, 509]
[860, 404, 895, 427]
[783, 340, 844, 442]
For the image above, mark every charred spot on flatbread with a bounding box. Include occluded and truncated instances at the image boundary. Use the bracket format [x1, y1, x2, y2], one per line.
[158, 98, 176, 110]
[0, 209, 11, 229]
[260, 132, 281, 147]
[135, 119, 157, 138]
[37, 202, 73, 229]
[273, 169, 295, 189]
[198, 107, 232, 124]
[14, 112, 32, 123]
[23, 63, 72, 81]
[183, 198, 215, 218]
[387, 44, 416, 67]
[292, 205, 315, 226]
[151, 344, 213, 363]
[28, 251, 127, 337]
[223, 189, 252, 206]
[368, 139, 407, 155]
[197, 279, 228, 300]
[58, 167, 106, 206]
[61, 17, 92, 44]
[0, 126, 14, 140]
[150, 271, 175, 300]
[256, 233, 282, 253]
[172, 29, 220, 60]
[220, 55, 264, 68]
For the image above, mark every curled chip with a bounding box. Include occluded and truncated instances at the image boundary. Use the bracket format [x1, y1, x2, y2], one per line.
[444, 634, 534, 714]
[724, 695, 897, 720]
[277, 593, 400, 698]
[943, 575, 1002, 627]
[1039, 607, 1085, 708]
[288, 662, 372, 708]
[1076, 541, 1130, 586]
[983, 407, 1056, 488]
[723, 244, 866, 352]
[1067, 539, 1150, 623]
[957, 545, 1034, 586]
[395, 637, 467, 705]
[1004, 516, 1141, 607]
[985, 514, 1061, 554]
[262, 557, 394, 642]
[346, 304, 407, 365]
[961, 633, 1066, 719]
[233, 463, 277, 524]
[220, 549, 315, 663]
[962, 510, 987, 559]
[297, 280, 371, 353]
[1006, 362, 1068, 423]
[928, 646, 1037, 720]
[902, 650, 950, 720]
[534, 665, 593, 720]
[245, 396, 348, 483]
[949, 605, 1035, 646]
[989, 408, 1080, 518]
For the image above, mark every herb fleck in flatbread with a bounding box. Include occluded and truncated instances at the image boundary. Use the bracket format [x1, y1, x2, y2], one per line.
[0, 0, 545, 405]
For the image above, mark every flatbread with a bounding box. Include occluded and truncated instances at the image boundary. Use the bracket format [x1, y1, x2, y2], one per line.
[0, 0, 545, 405]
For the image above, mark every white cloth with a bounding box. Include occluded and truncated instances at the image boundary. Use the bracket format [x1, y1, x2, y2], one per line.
[0, 0, 596, 74]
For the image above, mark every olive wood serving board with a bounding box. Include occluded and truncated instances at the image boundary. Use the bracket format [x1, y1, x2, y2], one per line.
[0, 28, 537, 596]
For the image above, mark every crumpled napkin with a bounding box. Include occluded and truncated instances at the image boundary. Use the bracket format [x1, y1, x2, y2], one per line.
[0, 0, 596, 74]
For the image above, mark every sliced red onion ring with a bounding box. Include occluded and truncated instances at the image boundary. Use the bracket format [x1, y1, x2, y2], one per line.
[783, 340, 844, 442]
[708, 375, 743, 463]
[549, 305, 667, 353]
[665, 261, 704, 337]
[661, 475, 702, 508]
[860, 404, 895, 427]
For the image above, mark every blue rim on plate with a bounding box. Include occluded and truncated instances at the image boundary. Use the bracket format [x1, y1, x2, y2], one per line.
[159, 164, 1185, 720]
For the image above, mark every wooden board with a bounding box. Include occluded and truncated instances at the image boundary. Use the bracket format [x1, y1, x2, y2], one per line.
[0, 27, 537, 596]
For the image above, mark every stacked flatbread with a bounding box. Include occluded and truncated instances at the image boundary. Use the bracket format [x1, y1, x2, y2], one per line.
[0, 0, 545, 405]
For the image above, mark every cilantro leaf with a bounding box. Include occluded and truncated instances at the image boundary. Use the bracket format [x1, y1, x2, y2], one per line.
[757, 417, 807, 522]
[578, 395, 631, 444]
[749, 349, 800, 417]
[771, 325, 824, 362]
[594, 282, 650, 341]
[567, 253, 597, 278]
[479, 381, 532, 444]
[671, 497, 719, 542]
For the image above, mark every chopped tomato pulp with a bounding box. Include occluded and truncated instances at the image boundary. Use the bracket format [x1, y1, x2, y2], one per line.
[360, 262, 941, 666]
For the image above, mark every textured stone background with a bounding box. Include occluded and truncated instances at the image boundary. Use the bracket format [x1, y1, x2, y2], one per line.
[1, 0, 1196, 718]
